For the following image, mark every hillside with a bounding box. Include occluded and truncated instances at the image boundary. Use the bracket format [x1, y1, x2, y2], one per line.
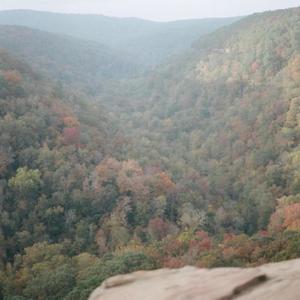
[2, 6, 300, 300]
[106, 6, 300, 235]
[0, 25, 138, 91]
[0, 10, 240, 65]
[0, 49, 179, 299]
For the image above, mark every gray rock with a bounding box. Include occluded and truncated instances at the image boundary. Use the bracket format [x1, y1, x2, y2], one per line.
[89, 258, 300, 300]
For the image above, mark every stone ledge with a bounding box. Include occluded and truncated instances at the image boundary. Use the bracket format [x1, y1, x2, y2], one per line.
[89, 258, 300, 300]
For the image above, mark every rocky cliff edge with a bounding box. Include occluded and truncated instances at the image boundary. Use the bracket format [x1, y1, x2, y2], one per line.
[88, 258, 300, 300]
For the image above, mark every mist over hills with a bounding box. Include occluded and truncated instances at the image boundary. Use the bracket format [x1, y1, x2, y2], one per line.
[0, 10, 240, 65]
[0, 25, 139, 91]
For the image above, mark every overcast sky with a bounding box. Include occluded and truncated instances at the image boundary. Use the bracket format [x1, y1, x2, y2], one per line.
[1, 0, 300, 21]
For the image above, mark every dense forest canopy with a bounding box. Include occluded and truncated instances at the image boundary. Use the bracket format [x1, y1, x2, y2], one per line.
[0, 25, 139, 89]
[1, 6, 300, 300]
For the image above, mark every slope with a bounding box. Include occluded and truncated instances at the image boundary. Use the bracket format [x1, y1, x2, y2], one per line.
[3, 6, 300, 300]
[0, 25, 138, 91]
[0, 49, 178, 299]
[104, 6, 300, 236]
[0, 47, 119, 264]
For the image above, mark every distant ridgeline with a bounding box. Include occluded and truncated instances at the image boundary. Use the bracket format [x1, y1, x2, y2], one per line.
[0, 10, 240, 66]
[2, 6, 300, 300]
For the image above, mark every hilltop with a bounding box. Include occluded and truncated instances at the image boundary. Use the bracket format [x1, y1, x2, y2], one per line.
[0, 10, 240, 65]
[0, 25, 138, 90]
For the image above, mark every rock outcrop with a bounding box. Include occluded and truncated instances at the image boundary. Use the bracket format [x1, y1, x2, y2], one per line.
[88, 258, 300, 300]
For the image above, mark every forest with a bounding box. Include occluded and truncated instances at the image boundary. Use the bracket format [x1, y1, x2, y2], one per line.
[1, 6, 300, 300]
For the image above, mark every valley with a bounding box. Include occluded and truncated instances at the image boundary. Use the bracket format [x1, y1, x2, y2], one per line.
[1, 7, 300, 300]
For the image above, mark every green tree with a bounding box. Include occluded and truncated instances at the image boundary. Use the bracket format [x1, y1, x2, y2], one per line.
[9, 167, 42, 199]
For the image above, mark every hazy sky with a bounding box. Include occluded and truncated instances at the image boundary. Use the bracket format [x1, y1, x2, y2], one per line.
[1, 0, 300, 21]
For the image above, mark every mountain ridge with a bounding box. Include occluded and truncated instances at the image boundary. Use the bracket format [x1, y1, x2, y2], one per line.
[0, 9, 241, 65]
[0, 9, 240, 23]
[0, 24, 139, 91]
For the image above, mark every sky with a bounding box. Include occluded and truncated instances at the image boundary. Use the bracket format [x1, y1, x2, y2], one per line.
[1, 0, 300, 21]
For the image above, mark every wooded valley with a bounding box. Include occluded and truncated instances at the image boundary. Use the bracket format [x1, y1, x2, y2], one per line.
[1, 7, 300, 299]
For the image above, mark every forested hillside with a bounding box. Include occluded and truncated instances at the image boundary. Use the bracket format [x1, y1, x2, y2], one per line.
[0, 25, 138, 91]
[2, 6, 300, 300]
[0, 49, 178, 299]
[110, 7, 300, 234]
[0, 50, 118, 298]
[97, 6, 300, 266]
[0, 10, 240, 65]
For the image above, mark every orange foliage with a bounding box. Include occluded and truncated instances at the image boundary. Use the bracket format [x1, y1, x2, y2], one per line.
[3, 70, 22, 84]
[222, 234, 254, 261]
[150, 172, 176, 197]
[148, 218, 171, 240]
[223, 233, 235, 243]
[156, 172, 176, 192]
[268, 208, 285, 233]
[163, 257, 184, 268]
[63, 127, 80, 146]
[188, 231, 212, 257]
[63, 116, 80, 128]
[164, 239, 184, 257]
[251, 61, 260, 73]
[117, 160, 148, 196]
[258, 230, 269, 237]
[51, 102, 73, 120]
[94, 158, 121, 191]
[283, 203, 300, 231]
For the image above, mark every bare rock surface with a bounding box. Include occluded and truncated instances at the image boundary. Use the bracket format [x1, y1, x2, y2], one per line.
[88, 258, 300, 300]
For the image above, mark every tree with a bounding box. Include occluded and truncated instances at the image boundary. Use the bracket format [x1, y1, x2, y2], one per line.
[147, 218, 171, 241]
[179, 203, 206, 230]
[3, 70, 22, 84]
[284, 203, 300, 231]
[8, 167, 42, 199]
[63, 127, 80, 146]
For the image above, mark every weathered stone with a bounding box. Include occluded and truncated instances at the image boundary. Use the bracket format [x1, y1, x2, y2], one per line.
[88, 258, 300, 300]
